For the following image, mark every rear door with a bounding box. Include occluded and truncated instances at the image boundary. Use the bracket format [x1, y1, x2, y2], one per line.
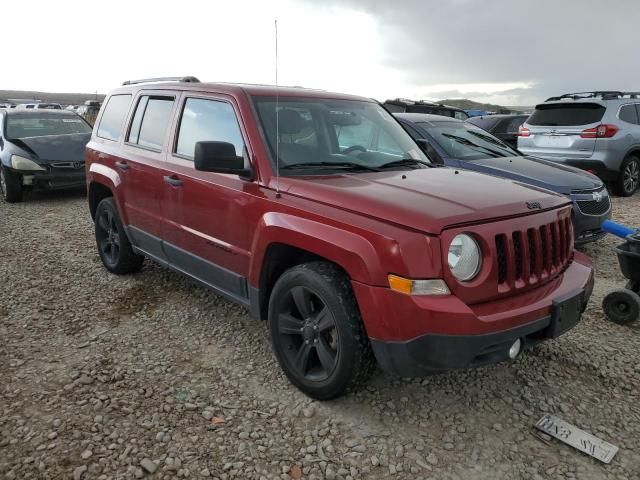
[119, 91, 177, 263]
[520, 102, 605, 158]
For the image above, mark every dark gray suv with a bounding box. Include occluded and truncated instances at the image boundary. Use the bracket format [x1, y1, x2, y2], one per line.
[518, 91, 640, 196]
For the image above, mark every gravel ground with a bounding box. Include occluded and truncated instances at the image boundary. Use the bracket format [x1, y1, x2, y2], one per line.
[1, 189, 639, 480]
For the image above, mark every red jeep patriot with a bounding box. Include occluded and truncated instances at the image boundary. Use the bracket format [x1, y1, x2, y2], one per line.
[86, 77, 594, 399]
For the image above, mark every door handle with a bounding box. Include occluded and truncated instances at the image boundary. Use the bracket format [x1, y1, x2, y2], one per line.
[115, 160, 129, 170]
[163, 175, 183, 187]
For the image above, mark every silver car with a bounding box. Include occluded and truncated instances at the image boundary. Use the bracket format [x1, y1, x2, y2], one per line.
[518, 91, 640, 196]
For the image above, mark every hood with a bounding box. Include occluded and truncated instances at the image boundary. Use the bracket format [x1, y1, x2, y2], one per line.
[283, 168, 570, 234]
[9, 133, 91, 163]
[464, 155, 602, 194]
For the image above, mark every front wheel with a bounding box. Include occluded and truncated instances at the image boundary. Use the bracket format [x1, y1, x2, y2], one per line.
[94, 197, 144, 274]
[0, 167, 23, 203]
[613, 156, 639, 197]
[268, 262, 375, 400]
[602, 289, 640, 325]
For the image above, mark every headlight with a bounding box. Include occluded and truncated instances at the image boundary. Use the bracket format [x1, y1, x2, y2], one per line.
[448, 234, 482, 281]
[11, 155, 46, 171]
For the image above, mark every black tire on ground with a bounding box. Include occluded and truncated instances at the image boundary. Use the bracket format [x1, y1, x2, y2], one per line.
[268, 261, 376, 400]
[94, 197, 144, 274]
[0, 166, 23, 203]
[602, 289, 640, 325]
[613, 156, 640, 197]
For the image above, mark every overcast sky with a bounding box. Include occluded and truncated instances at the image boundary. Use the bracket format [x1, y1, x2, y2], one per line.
[4, 0, 638, 105]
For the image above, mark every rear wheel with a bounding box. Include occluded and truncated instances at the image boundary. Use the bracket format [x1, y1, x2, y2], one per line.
[0, 167, 23, 203]
[268, 262, 375, 400]
[602, 289, 640, 325]
[613, 156, 639, 197]
[95, 197, 144, 274]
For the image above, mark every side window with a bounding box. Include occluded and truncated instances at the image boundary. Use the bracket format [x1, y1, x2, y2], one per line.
[127, 96, 174, 150]
[620, 104, 639, 125]
[175, 98, 245, 159]
[97, 94, 132, 141]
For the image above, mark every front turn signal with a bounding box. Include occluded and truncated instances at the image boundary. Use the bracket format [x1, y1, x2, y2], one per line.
[388, 275, 450, 296]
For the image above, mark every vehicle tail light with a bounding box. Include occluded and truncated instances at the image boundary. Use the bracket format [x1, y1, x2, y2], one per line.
[580, 124, 618, 138]
[518, 126, 530, 137]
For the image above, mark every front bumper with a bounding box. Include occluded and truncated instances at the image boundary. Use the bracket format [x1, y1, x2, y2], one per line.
[370, 288, 591, 376]
[571, 195, 612, 245]
[12, 167, 86, 190]
[353, 253, 594, 377]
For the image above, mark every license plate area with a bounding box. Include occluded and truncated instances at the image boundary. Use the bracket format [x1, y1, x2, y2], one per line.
[535, 414, 618, 463]
[549, 290, 584, 337]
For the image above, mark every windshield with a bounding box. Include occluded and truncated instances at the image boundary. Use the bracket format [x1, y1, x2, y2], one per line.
[422, 121, 518, 160]
[6, 114, 92, 139]
[252, 96, 430, 174]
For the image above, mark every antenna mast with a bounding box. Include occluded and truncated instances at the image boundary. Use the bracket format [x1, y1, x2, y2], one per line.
[274, 19, 281, 198]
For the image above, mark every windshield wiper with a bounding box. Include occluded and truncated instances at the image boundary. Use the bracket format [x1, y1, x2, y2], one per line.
[440, 133, 508, 158]
[280, 161, 381, 172]
[378, 158, 430, 169]
[467, 130, 513, 150]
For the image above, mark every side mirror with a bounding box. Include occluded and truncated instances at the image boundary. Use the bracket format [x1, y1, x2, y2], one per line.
[416, 139, 444, 165]
[194, 141, 253, 180]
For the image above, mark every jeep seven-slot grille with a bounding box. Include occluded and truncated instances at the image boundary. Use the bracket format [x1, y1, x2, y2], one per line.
[495, 217, 572, 289]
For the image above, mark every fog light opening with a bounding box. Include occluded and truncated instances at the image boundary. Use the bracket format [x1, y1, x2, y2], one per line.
[508, 338, 522, 360]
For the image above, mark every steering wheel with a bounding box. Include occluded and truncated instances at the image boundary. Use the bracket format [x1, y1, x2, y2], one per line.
[342, 145, 367, 155]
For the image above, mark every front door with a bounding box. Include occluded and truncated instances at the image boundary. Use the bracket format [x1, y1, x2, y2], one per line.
[161, 95, 254, 305]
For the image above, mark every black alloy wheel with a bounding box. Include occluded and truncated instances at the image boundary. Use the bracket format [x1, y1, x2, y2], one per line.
[268, 262, 375, 400]
[276, 285, 339, 381]
[96, 205, 120, 267]
[94, 197, 144, 274]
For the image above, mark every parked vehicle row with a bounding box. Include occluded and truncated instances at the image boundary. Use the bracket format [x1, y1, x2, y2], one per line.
[383, 98, 469, 120]
[82, 77, 594, 399]
[396, 113, 611, 244]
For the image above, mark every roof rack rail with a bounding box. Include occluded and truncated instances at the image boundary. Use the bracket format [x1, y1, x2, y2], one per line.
[122, 76, 200, 86]
[544, 91, 640, 101]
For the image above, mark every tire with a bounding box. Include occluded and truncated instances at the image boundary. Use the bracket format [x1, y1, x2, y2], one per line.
[94, 197, 144, 274]
[268, 261, 375, 400]
[0, 166, 23, 203]
[613, 156, 639, 197]
[602, 289, 640, 325]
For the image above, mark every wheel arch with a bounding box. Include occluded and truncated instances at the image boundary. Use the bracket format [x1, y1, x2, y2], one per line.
[88, 181, 114, 219]
[248, 213, 383, 321]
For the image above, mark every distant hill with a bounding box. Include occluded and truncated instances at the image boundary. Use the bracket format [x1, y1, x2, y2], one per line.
[438, 98, 525, 114]
[0, 90, 105, 106]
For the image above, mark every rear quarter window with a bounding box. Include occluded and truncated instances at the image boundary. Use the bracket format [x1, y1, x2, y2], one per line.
[97, 94, 132, 141]
[527, 103, 605, 126]
[618, 104, 639, 125]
